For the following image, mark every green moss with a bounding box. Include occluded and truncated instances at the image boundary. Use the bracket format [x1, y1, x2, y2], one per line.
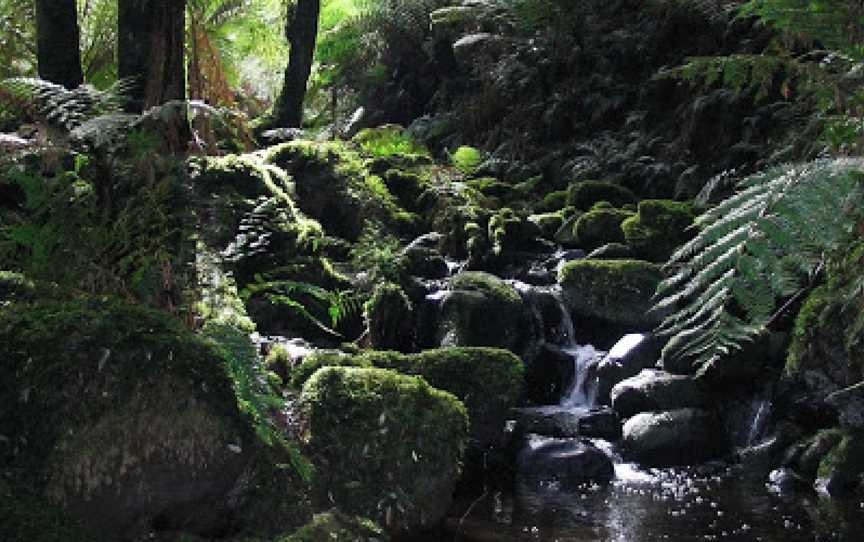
[292, 347, 523, 450]
[567, 180, 637, 210]
[786, 285, 833, 374]
[364, 283, 414, 351]
[621, 199, 694, 262]
[450, 271, 521, 304]
[528, 211, 565, 239]
[573, 208, 635, 250]
[263, 140, 417, 241]
[301, 367, 468, 533]
[352, 125, 430, 158]
[536, 190, 569, 213]
[558, 259, 664, 328]
[816, 429, 864, 481]
[381, 169, 428, 211]
[280, 510, 388, 542]
[451, 146, 483, 175]
[466, 177, 513, 200]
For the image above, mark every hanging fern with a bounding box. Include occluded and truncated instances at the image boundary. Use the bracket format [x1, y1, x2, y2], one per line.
[653, 158, 864, 370]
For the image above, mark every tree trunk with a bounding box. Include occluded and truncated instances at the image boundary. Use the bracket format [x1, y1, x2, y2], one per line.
[274, 0, 320, 127]
[35, 0, 83, 89]
[118, 0, 186, 111]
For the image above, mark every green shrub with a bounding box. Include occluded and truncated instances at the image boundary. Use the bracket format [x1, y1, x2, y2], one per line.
[451, 145, 483, 174]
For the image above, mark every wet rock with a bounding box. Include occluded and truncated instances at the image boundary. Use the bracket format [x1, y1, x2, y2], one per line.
[517, 436, 614, 485]
[523, 345, 575, 405]
[576, 407, 622, 440]
[767, 468, 811, 494]
[596, 334, 660, 405]
[436, 271, 529, 352]
[558, 259, 664, 331]
[611, 369, 707, 418]
[587, 242, 633, 260]
[622, 408, 725, 467]
[401, 246, 449, 279]
[512, 407, 620, 441]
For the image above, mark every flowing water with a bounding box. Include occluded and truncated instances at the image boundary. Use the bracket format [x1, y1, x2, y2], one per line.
[427, 283, 864, 542]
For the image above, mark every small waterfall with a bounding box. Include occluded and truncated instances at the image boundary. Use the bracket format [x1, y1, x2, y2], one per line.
[560, 344, 601, 407]
[745, 399, 772, 447]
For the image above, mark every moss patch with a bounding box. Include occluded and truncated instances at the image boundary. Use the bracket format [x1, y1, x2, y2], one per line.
[558, 259, 664, 328]
[621, 199, 694, 262]
[279, 510, 388, 542]
[301, 366, 468, 534]
[567, 181, 637, 210]
[574, 207, 635, 250]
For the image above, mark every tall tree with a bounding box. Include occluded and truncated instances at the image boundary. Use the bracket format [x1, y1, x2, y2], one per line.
[35, 0, 83, 88]
[274, 0, 320, 127]
[118, 0, 186, 110]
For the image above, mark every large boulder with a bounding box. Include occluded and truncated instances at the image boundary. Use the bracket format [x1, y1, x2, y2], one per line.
[436, 271, 530, 352]
[573, 207, 634, 250]
[622, 409, 725, 466]
[621, 199, 694, 263]
[558, 259, 664, 330]
[0, 298, 309, 540]
[596, 333, 660, 404]
[293, 347, 524, 451]
[517, 436, 614, 485]
[610, 369, 708, 418]
[301, 367, 468, 535]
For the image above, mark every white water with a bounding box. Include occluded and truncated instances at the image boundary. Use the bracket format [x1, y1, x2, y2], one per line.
[745, 399, 772, 447]
[560, 344, 602, 407]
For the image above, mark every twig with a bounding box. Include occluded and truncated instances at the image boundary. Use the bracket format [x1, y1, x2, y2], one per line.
[456, 488, 489, 541]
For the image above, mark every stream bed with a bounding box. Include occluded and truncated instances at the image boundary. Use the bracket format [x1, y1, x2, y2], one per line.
[433, 461, 864, 542]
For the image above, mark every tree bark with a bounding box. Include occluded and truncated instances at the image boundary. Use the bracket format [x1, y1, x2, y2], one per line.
[35, 0, 83, 89]
[118, 0, 186, 111]
[274, 0, 320, 127]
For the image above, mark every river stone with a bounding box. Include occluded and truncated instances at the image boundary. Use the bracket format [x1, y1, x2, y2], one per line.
[610, 369, 707, 418]
[436, 271, 529, 352]
[517, 436, 614, 485]
[622, 408, 725, 466]
[596, 333, 660, 405]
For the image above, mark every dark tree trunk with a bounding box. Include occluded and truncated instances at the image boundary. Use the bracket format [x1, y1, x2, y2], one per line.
[35, 0, 83, 89]
[274, 0, 320, 127]
[118, 0, 186, 111]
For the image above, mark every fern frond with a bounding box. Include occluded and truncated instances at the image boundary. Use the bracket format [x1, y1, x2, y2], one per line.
[0, 77, 129, 130]
[655, 158, 864, 370]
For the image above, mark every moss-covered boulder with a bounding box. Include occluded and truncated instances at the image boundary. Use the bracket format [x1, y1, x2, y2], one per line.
[437, 271, 529, 352]
[567, 180, 637, 210]
[558, 259, 664, 330]
[573, 207, 635, 250]
[281, 510, 388, 542]
[264, 140, 417, 241]
[487, 207, 545, 256]
[622, 409, 725, 467]
[528, 211, 565, 240]
[814, 429, 864, 495]
[292, 347, 524, 451]
[364, 282, 414, 352]
[301, 367, 468, 535]
[0, 298, 309, 539]
[621, 199, 694, 262]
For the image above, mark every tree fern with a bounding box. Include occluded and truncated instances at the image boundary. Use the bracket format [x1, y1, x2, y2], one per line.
[654, 158, 863, 370]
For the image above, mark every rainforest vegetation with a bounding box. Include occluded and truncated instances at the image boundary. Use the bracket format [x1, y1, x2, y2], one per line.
[1, 1, 864, 541]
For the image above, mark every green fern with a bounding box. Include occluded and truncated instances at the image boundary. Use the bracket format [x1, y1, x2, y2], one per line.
[654, 158, 864, 370]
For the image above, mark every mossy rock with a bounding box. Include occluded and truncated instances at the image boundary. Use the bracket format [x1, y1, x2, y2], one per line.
[292, 347, 523, 451]
[280, 510, 388, 542]
[536, 190, 569, 213]
[816, 429, 864, 495]
[558, 259, 664, 329]
[301, 367, 468, 535]
[364, 283, 414, 352]
[621, 199, 694, 262]
[189, 153, 323, 256]
[466, 177, 514, 201]
[438, 272, 529, 351]
[380, 169, 428, 212]
[264, 140, 417, 241]
[567, 181, 637, 210]
[528, 211, 566, 240]
[488, 207, 544, 257]
[573, 208, 635, 250]
[0, 297, 309, 538]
